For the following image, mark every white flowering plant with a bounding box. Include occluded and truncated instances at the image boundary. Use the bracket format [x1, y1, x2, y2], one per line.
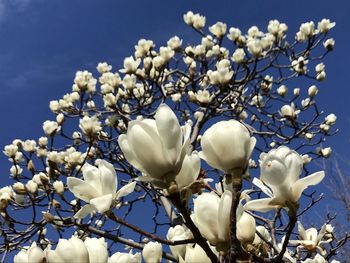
[0, 11, 346, 263]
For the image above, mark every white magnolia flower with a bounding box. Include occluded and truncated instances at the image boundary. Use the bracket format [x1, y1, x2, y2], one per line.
[227, 27, 244, 42]
[53, 181, 64, 195]
[277, 85, 288, 96]
[324, 38, 335, 50]
[184, 243, 218, 263]
[183, 11, 206, 30]
[191, 192, 231, 246]
[167, 36, 182, 50]
[317, 19, 336, 33]
[97, 62, 112, 74]
[290, 222, 329, 254]
[280, 103, 300, 120]
[25, 180, 38, 194]
[84, 237, 109, 263]
[108, 251, 141, 263]
[3, 144, 18, 158]
[308, 85, 319, 97]
[267, 19, 288, 38]
[23, 140, 36, 152]
[296, 21, 315, 42]
[134, 39, 154, 58]
[167, 225, 193, 260]
[244, 146, 325, 212]
[43, 120, 59, 136]
[325, 113, 337, 125]
[14, 242, 45, 263]
[73, 70, 97, 93]
[119, 56, 141, 74]
[67, 160, 136, 218]
[207, 59, 233, 85]
[199, 120, 256, 175]
[79, 116, 102, 138]
[293, 88, 300, 96]
[192, 190, 255, 249]
[319, 147, 332, 158]
[209, 22, 227, 38]
[118, 104, 200, 189]
[45, 236, 89, 263]
[142, 242, 162, 263]
[231, 48, 245, 64]
[122, 74, 137, 90]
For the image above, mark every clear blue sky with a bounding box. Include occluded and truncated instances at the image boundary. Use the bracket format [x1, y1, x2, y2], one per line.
[0, 0, 349, 244]
[0, 0, 349, 160]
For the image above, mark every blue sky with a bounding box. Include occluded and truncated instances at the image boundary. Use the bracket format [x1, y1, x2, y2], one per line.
[0, 0, 349, 159]
[0, 0, 349, 253]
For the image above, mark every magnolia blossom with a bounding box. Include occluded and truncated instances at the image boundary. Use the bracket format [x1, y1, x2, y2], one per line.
[79, 116, 102, 138]
[45, 236, 89, 262]
[244, 146, 325, 212]
[167, 225, 193, 260]
[209, 22, 227, 38]
[67, 160, 136, 218]
[84, 237, 109, 263]
[192, 190, 255, 251]
[119, 56, 141, 74]
[199, 120, 256, 175]
[108, 251, 141, 263]
[231, 48, 245, 64]
[142, 242, 162, 263]
[280, 103, 300, 120]
[183, 243, 218, 263]
[290, 222, 329, 254]
[317, 19, 336, 33]
[14, 242, 45, 263]
[43, 120, 59, 136]
[207, 59, 234, 85]
[118, 104, 200, 189]
[96, 62, 112, 74]
[277, 85, 288, 96]
[325, 113, 337, 125]
[167, 36, 182, 50]
[183, 11, 206, 30]
[53, 181, 64, 195]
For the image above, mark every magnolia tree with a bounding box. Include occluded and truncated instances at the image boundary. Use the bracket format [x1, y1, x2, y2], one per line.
[0, 11, 347, 263]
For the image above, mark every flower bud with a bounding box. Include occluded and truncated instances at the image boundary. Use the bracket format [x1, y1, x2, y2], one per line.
[142, 242, 162, 263]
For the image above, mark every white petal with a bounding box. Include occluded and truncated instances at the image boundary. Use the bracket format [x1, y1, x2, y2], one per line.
[298, 221, 307, 241]
[99, 160, 117, 196]
[14, 251, 28, 263]
[236, 212, 256, 243]
[69, 237, 90, 263]
[116, 182, 136, 199]
[90, 194, 113, 213]
[81, 163, 101, 192]
[291, 171, 325, 202]
[244, 198, 278, 213]
[128, 120, 171, 178]
[74, 204, 95, 219]
[155, 104, 182, 164]
[252, 177, 273, 197]
[218, 191, 232, 243]
[118, 134, 146, 173]
[67, 177, 99, 202]
[28, 242, 44, 263]
[175, 152, 200, 189]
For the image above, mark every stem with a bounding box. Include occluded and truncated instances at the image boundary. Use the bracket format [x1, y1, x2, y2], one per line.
[228, 171, 250, 262]
[168, 192, 219, 263]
